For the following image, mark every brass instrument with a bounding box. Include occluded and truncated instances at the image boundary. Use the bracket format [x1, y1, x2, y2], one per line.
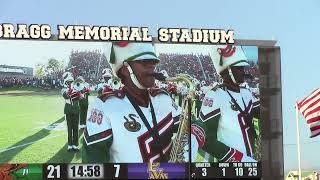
[154, 73, 195, 163]
[111, 76, 121, 90]
[72, 77, 85, 91]
[72, 76, 87, 99]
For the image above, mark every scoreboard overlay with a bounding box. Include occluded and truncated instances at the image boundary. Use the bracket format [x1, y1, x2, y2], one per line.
[0, 162, 263, 179]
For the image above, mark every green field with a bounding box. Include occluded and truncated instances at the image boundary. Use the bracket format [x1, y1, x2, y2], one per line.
[0, 88, 261, 164]
[0, 89, 86, 163]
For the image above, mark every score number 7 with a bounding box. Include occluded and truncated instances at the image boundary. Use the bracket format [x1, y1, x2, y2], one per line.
[114, 164, 120, 178]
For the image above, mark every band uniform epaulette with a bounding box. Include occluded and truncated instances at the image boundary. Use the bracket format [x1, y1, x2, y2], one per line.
[98, 89, 125, 102]
[149, 87, 169, 97]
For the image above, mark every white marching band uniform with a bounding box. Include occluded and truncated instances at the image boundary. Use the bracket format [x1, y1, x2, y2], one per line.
[82, 43, 183, 163]
[199, 87, 259, 162]
[84, 90, 181, 162]
[191, 45, 260, 162]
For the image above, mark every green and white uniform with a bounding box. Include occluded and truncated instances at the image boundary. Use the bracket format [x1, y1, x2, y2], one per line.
[74, 82, 90, 126]
[82, 89, 182, 163]
[62, 85, 80, 147]
[191, 86, 260, 162]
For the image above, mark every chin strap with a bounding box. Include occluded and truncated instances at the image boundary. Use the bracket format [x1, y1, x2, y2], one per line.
[228, 67, 238, 84]
[124, 62, 147, 90]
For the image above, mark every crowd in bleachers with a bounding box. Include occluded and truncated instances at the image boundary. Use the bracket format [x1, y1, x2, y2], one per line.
[68, 50, 110, 82]
[157, 53, 259, 87]
[0, 77, 63, 89]
[0, 50, 110, 89]
[157, 53, 219, 85]
[0, 50, 259, 90]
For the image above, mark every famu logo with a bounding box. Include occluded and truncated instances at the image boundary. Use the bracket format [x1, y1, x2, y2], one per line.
[148, 163, 168, 179]
[123, 114, 141, 132]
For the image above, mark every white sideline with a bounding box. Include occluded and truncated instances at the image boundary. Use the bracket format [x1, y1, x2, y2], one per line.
[0, 134, 62, 154]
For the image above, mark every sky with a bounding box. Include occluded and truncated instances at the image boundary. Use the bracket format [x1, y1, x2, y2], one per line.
[1, 0, 320, 175]
[0, 40, 104, 67]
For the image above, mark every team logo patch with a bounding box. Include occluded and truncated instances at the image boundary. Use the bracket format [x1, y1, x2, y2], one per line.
[88, 108, 104, 125]
[148, 163, 168, 179]
[229, 99, 238, 111]
[124, 114, 141, 132]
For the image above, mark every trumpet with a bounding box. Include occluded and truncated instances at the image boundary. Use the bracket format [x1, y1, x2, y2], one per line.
[154, 73, 195, 162]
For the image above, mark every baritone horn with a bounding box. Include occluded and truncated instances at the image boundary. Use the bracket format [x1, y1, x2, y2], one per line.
[154, 73, 195, 163]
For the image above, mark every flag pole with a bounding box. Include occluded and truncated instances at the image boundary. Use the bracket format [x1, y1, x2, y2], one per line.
[295, 102, 302, 180]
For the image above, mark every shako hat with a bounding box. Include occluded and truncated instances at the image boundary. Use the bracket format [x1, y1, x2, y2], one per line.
[209, 45, 249, 74]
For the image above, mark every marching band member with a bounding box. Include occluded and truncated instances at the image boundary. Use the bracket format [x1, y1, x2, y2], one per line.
[82, 42, 182, 163]
[97, 68, 113, 96]
[61, 72, 81, 152]
[74, 76, 90, 129]
[191, 45, 260, 162]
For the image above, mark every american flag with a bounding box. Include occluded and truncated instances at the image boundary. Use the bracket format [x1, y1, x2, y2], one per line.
[297, 88, 320, 138]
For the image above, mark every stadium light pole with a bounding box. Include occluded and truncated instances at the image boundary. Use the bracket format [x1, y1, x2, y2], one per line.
[196, 54, 207, 81]
[96, 52, 103, 79]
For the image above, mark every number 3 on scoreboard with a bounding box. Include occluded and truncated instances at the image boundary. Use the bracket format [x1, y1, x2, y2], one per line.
[201, 168, 207, 176]
[47, 165, 61, 179]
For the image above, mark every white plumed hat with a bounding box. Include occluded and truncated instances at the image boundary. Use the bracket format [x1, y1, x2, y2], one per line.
[106, 42, 160, 77]
[209, 45, 249, 74]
